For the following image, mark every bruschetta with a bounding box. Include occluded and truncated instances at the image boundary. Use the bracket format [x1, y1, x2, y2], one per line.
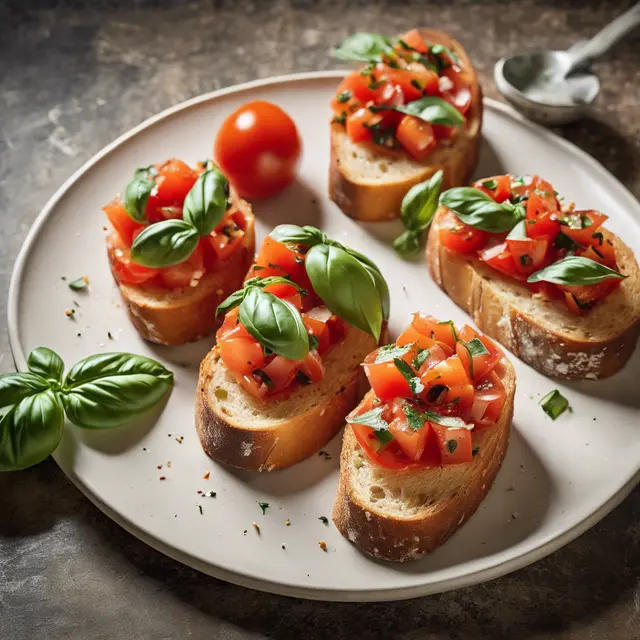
[333, 314, 515, 561]
[104, 159, 255, 345]
[426, 174, 640, 379]
[329, 28, 482, 221]
[195, 224, 390, 471]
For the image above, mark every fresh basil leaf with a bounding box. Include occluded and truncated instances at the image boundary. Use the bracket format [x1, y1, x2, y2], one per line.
[440, 187, 525, 233]
[540, 390, 570, 420]
[395, 170, 443, 258]
[346, 406, 389, 431]
[62, 353, 174, 429]
[239, 287, 309, 361]
[183, 168, 229, 236]
[425, 411, 473, 429]
[331, 32, 395, 63]
[393, 358, 424, 394]
[130, 219, 199, 268]
[413, 349, 430, 370]
[403, 404, 427, 431]
[396, 97, 465, 127]
[68, 277, 88, 291]
[466, 337, 489, 357]
[527, 256, 626, 286]
[124, 178, 154, 224]
[134, 165, 158, 181]
[400, 170, 444, 232]
[0, 372, 50, 410]
[393, 230, 421, 258]
[340, 246, 390, 319]
[374, 344, 412, 363]
[27, 347, 64, 383]
[0, 389, 65, 471]
[306, 244, 383, 340]
[270, 224, 327, 247]
[216, 288, 247, 317]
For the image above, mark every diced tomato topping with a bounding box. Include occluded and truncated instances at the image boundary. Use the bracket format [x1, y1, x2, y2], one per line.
[398, 29, 428, 53]
[154, 159, 198, 206]
[473, 175, 512, 203]
[103, 197, 145, 247]
[345, 107, 383, 144]
[479, 242, 527, 281]
[107, 233, 157, 285]
[507, 235, 549, 276]
[412, 313, 458, 348]
[525, 178, 561, 240]
[158, 241, 205, 289]
[218, 338, 266, 376]
[364, 360, 413, 401]
[431, 423, 473, 464]
[561, 210, 608, 246]
[439, 65, 472, 115]
[439, 209, 488, 253]
[396, 115, 436, 161]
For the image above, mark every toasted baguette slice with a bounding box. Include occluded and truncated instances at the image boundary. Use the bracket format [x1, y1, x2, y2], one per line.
[427, 207, 640, 379]
[107, 199, 255, 346]
[332, 358, 515, 562]
[195, 325, 378, 471]
[329, 29, 482, 222]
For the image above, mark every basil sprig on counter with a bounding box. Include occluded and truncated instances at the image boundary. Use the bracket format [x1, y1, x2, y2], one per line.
[527, 256, 626, 286]
[396, 97, 465, 127]
[217, 277, 310, 361]
[440, 187, 526, 233]
[331, 32, 396, 63]
[0, 348, 173, 471]
[269, 224, 390, 341]
[394, 170, 443, 258]
[129, 165, 230, 268]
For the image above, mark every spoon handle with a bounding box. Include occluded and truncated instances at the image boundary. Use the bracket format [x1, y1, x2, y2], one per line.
[566, 2, 640, 73]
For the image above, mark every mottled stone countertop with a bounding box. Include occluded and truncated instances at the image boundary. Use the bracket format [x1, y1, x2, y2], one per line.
[1, 1, 639, 639]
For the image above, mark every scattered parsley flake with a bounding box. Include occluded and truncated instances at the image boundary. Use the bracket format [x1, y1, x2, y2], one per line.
[258, 502, 270, 515]
[318, 516, 329, 525]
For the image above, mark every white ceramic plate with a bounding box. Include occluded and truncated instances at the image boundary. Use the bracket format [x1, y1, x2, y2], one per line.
[9, 72, 640, 602]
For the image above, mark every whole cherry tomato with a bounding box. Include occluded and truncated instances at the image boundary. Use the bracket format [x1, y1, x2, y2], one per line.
[214, 100, 301, 199]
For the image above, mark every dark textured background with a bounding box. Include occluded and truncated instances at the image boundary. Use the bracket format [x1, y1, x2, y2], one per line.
[1, 1, 640, 638]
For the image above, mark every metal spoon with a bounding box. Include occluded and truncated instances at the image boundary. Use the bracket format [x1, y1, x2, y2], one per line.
[494, 3, 640, 125]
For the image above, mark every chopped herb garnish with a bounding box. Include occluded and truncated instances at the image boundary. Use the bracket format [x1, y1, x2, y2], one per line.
[403, 404, 427, 431]
[375, 430, 394, 446]
[482, 179, 498, 190]
[309, 334, 320, 351]
[296, 369, 312, 385]
[520, 254, 533, 267]
[591, 231, 604, 245]
[337, 90, 352, 103]
[258, 502, 270, 515]
[254, 369, 273, 388]
[332, 112, 347, 125]
[368, 78, 385, 90]
[198, 504, 203, 515]
[554, 232, 579, 252]
[466, 337, 489, 357]
[446, 439, 458, 454]
[438, 320, 458, 342]
[318, 516, 329, 525]
[205, 490, 217, 498]
[472, 446, 480, 456]
[68, 276, 89, 291]
[397, 38, 413, 50]
[426, 384, 448, 403]
[393, 358, 424, 394]
[410, 78, 423, 91]
[347, 406, 389, 430]
[413, 348, 430, 370]
[374, 343, 412, 363]
[540, 390, 570, 420]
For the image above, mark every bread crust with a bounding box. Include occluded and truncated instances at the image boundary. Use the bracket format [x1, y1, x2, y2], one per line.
[107, 200, 255, 346]
[195, 325, 378, 471]
[329, 29, 482, 222]
[332, 359, 515, 562]
[426, 207, 640, 379]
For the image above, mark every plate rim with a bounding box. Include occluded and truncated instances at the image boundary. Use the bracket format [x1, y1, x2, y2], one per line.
[7, 70, 640, 602]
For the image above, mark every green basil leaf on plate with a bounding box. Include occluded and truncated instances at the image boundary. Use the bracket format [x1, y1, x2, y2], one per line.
[346, 406, 389, 431]
[527, 256, 626, 286]
[62, 353, 174, 429]
[27, 347, 64, 383]
[0, 388, 65, 471]
[306, 243, 383, 340]
[0, 372, 50, 410]
[183, 168, 230, 236]
[440, 187, 525, 233]
[331, 32, 395, 63]
[270, 224, 327, 247]
[124, 177, 154, 223]
[396, 97, 465, 127]
[239, 287, 309, 361]
[130, 219, 200, 268]
[394, 170, 444, 258]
